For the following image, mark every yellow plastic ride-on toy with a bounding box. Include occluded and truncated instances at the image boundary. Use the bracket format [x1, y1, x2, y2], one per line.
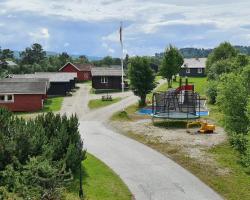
[198, 120, 215, 133]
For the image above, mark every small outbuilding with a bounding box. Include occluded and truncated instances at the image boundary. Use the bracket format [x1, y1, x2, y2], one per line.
[91, 66, 125, 90]
[59, 62, 92, 81]
[0, 80, 47, 112]
[179, 58, 206, 77]
[10, 72, 77, 96]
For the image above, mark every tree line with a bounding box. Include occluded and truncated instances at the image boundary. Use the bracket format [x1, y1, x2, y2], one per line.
[0, 43, 129, 77]
[206, 42, 250, 173]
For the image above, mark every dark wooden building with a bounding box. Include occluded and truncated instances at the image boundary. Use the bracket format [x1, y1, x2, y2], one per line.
[59, 62, 92, 81]
[11, 72, 77, 96]
[179, 58, 206, 77]
[91, 67, 124, 90]
[0, 80, 47, 112]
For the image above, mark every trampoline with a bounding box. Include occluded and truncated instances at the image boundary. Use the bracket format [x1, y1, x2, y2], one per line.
[152, 111, 199, 120]
[151, 81, 205, 122]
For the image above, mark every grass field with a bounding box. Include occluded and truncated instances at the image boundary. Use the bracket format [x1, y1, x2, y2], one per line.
[156, 77, 208, 95]
[88, 98, 122, 109]
[65, 153, 132, 200]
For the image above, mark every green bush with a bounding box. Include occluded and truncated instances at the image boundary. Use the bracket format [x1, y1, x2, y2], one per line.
[206, 81, 218, 104]
[229, 132, 248, 154]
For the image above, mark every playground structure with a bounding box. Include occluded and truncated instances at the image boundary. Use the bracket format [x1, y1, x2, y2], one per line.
[152, 78, 208, 122]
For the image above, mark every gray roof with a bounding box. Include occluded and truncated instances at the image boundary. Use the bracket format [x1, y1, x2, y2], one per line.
[91, 67, 124, 76]
[181, 58, 207, 69]
[10, 72, 76, 82]
[0, 81, 47, 94]
[0, 60, 17, 66]
[0, 78, 50, 90]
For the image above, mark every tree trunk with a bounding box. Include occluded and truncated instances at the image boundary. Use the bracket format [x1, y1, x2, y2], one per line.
[167, 78, 172, 88]
[139, 94, 146, 107]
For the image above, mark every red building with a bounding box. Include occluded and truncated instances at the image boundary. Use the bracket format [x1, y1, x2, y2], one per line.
[59, 62, 92, 81]
[0, 81, 47, 112]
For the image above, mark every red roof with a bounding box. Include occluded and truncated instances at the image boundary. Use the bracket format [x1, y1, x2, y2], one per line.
[60, 62, 92, 72]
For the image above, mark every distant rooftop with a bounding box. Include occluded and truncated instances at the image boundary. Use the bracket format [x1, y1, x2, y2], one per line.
[181, 58, 207, 69]
[0, 60, 17, 66]
[0, 81, 47, 94]
[60, 62, 93, 71]
[10, 72, 76, 82]
[91, 67, 124, 76]
[1, 78, 50, 89]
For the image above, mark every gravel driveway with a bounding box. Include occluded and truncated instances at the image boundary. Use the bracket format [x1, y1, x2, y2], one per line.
[61, 83, 222, 200]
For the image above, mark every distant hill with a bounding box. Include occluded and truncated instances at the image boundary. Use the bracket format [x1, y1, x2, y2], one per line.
[155, 46, 250, 59]
[13, 51, 103, 61]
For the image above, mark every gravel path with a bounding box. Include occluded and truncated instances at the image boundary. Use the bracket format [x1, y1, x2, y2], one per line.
[61, 83, 222, 200]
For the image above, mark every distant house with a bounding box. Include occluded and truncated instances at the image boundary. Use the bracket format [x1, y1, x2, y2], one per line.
[59, 62, 92, 81]
[179, 58, 206, 77]
[10, 72, 77, 96]
[91, 66, 125, 90]
[0, 80, 47, 112]
[0, 60, 17, 67]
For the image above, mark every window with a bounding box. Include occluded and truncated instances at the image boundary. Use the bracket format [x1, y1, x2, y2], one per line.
[186, 68, 190, 74]
[0, 94, 14, 103]
[101, 76, 108, 83]
[0, 95, 4, 101]
[197, 68, 202, 74]
[7, 95, 13, 101]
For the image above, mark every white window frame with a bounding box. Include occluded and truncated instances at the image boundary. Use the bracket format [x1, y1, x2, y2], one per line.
[0, 94, 14, 103]
[197, 68, 203, 74]
[186, 68, 190, 74]
[101, 76, 108, 84]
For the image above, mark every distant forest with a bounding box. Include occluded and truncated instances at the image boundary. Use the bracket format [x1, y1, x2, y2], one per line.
[155, 46, 250, 59]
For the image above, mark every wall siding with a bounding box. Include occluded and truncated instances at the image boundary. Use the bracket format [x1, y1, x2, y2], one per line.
[179, 68, 206, 77]
[0, 94, 44, 112]
[60, 63, 92, 81]
[92, 76, 122, 90]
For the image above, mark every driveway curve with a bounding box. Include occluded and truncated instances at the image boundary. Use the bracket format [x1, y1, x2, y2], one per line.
[62, 83, 222, 200]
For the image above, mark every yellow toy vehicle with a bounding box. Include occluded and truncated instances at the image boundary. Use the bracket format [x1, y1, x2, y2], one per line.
[198, 120, 215, 133]
[187, 120, 215, 133]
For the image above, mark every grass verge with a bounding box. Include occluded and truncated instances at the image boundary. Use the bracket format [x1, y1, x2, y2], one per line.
[88, 98, 122, 109]
[43, 97, 64, 112]
[65, 153, 132, 200]
[111, 104, 141, 121]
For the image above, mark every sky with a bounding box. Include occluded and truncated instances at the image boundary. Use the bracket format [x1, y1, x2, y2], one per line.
[1, 0, 250, 57]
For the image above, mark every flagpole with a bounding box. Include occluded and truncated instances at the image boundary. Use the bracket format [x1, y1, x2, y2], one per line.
[120, 22, 124, 94]
[120, 22, 125, 111]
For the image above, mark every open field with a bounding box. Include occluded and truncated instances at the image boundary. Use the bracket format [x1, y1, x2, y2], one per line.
[88, 97, 122, 109]
[65, 153, 132, 200]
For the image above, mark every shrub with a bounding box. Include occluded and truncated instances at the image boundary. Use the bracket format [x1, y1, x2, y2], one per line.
[229, 132, 248, 154]
[206, 81, 218, 104]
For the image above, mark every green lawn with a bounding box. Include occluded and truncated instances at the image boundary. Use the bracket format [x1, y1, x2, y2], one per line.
[111, 104, 138, 121]
[65, 153, 132, 200]
[88, 98, 122, 109]
[156, 77, 207, 96]
[43, 97, 64, 112]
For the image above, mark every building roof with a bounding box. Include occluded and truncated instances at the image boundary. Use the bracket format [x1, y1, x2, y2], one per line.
[91, 67, 124, 76]
[0, 78, 50, 90]
[0, 81, 47, 94]
[59, 62, 93, 71]
[0, 60, 17, 66]
[181, 58, 207, 69]
[10, 72, 76, 82]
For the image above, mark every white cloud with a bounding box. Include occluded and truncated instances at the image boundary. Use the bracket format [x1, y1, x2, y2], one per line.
[29, 28, 50, 40]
